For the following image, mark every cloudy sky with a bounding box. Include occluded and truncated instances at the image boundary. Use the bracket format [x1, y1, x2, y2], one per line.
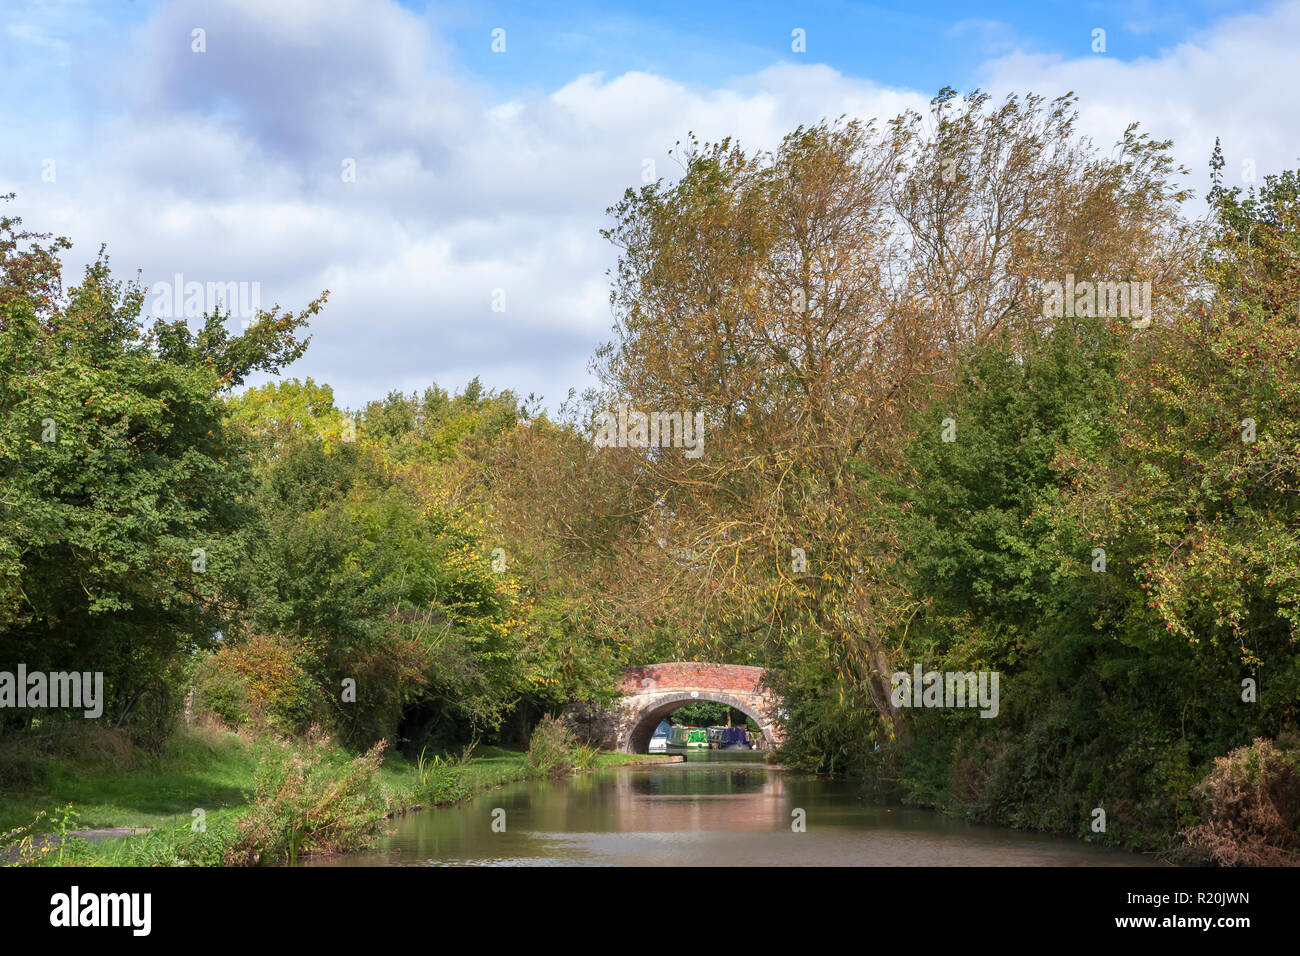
[2, 0, 1296, 410]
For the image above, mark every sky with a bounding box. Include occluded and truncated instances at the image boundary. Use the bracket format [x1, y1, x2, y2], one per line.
[1, 0, 1297, 411]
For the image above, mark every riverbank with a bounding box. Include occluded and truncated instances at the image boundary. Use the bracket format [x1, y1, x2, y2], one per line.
[0, 722, 675, 867]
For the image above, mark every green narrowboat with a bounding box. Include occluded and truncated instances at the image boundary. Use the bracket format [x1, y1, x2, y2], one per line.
[667, 725, 709, 748]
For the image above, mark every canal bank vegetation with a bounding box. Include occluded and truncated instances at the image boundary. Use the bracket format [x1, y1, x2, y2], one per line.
[1, 721, 387, 866]
[0, 717, 659, 866]
[525, 715, 601, 777]
[2, 90, 1299, 866]
[0, 193, 637, 862]
[566, 93, 1300, 863]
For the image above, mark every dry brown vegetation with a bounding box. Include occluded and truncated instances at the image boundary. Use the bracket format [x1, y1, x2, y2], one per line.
[1186, 737, 1300, 866]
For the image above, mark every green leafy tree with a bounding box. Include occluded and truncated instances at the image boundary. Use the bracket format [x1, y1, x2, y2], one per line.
[0, 199, 323, 732]
[227, 377, 349, 454]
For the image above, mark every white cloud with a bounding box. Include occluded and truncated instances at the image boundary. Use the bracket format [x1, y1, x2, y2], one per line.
[974, 1, 1300, 205]
[1, 0, 1296, 411]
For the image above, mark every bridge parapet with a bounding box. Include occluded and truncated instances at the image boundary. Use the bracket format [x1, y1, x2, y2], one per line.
[619, 663, 768, 695]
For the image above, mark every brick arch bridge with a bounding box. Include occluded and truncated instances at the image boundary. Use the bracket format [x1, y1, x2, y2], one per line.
[568, 663, 785, 754]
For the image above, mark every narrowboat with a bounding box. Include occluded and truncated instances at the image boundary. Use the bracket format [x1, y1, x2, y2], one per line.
[711, 725, 751, 749]
[667, 725, 709, 748]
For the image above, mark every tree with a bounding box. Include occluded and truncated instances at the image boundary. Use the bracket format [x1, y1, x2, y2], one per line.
[590, 90, 1199, 739]
[1059, 156, 1300, 736]
[0, 197, 324, 731]
[227, 377, 349, 453]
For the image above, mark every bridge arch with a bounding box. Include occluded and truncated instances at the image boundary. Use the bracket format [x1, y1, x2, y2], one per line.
[567, 662, 784, 754]
[624, 690, 775, 754]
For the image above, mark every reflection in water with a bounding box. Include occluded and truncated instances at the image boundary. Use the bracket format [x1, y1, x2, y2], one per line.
[305, 751, 1160, 867]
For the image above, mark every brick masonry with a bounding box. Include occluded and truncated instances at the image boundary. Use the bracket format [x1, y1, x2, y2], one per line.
[567, 662, 785, 754]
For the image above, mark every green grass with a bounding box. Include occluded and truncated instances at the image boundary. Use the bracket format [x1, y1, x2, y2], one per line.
[1, 725, 664, 866]
[0, 724, 260, 835]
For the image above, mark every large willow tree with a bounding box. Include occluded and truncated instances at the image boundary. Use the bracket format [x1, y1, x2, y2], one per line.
[590, 89, 1201, 738]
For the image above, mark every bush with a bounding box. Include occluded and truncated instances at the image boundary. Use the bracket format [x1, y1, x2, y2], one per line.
[191, 666, 252, 728]
[191, 634, 326, 735]
[224, 727, 389, 865]
[414, 742, 476, 805]
[1185, 737, 1300, 866]
[98, 816, 240, 868]
[0, 723, 136, 790]
[334, 628, 432, 751]
[526, 715, 598, 777]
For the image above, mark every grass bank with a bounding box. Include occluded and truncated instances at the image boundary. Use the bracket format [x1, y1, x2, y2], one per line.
[0, 721, 671, 866]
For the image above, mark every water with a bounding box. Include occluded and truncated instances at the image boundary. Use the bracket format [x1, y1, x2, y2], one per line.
[310, 751, 1160, 866]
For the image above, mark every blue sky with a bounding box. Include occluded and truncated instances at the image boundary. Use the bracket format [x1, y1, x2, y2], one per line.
[433, 0, 1267, 94]
[1, 0, 1296, 410]
[14, 1, 1267, 100]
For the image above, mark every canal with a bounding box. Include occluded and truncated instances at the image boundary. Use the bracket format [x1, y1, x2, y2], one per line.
[307, 751, 1161, 866]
